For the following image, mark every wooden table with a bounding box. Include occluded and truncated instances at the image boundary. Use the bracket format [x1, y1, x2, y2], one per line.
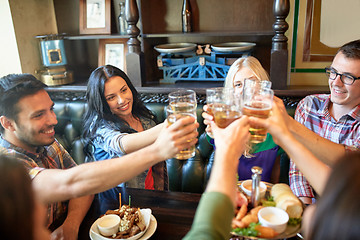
[78, 187, 201, 240]
[78, 187, 302, 240]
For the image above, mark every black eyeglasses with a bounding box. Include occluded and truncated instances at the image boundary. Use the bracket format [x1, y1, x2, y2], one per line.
[325, 67, 360, 85]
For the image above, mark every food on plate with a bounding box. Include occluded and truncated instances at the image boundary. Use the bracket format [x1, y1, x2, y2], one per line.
[232, 182, 303, 238]
[100, 205, 146, 239]
[271, 183, 303, 218]
[254, 225, 278, 238]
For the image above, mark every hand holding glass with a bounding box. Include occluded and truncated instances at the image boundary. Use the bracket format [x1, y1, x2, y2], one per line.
[211, 88, 242, 128]
[167, 89, 197, 159]
[242, 87, 274, 143]
[166, 105, 197, 159]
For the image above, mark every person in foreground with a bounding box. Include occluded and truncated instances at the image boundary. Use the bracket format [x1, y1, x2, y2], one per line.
[0, 74, 198, 237]
[0, 75, 93, 239]
[249, 99, 360, 240]
[83, 65, 167, 191]
[286, 39, 360, 204]
[202, 56, 282, 183]
[183, 116, 251, 239]
[0, 153, 50, 240]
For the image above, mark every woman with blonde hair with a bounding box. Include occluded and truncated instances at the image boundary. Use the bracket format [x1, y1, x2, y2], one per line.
[203, 56, 282, 183]
[224, 56, 270, 90]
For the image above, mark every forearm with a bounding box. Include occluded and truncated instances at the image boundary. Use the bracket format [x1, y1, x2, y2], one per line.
[289, 118, 345, 166]
[64, 195, 94, 229]
[121, 123, 163, 153]
[278, 133, 330, 195]
[33, 145, 163, 203]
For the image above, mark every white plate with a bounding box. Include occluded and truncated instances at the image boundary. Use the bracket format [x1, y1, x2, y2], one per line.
[90, 209, 156, 240]
[211, 42, 256, 52]
[154, 43, 197, 53]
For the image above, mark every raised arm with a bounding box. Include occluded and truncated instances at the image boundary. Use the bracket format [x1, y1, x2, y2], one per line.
[275, 97, 346, 166]
[32, 117, 198, 203]
[120, 121, 165, 153]
[248, 99, 331, 195]
[205, 116, 250, 204]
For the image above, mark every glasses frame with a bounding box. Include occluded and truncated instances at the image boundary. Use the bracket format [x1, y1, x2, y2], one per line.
[325, 67, 360, 85]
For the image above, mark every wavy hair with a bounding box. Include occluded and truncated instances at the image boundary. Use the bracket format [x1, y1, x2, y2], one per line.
[224, 56, 270, 88]
[82, 65, 156, 157]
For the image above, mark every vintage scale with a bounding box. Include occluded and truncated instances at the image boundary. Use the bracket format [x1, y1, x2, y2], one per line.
[154, 42, 256, 83]
[35, 34, 73, 86]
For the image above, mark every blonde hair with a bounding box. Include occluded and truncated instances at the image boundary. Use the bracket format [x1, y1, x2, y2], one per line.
[224, 56, 270, 88]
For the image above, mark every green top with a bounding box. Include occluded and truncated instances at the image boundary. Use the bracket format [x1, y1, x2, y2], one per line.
[182, 192, 234, 240]
[251, 133, 284, 155]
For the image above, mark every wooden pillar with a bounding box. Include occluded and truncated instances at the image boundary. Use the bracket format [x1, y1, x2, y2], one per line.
[125, 0, 142, 87]
[270, 0, 290, 90]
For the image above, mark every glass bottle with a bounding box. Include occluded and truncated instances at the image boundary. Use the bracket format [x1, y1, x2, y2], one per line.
[182, 0, 192, 33]
[118, 2, 128, 35]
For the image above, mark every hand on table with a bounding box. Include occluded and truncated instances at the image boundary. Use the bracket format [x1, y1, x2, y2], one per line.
[51, 223, 79, 240]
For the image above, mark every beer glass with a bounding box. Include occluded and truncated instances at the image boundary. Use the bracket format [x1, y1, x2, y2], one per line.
[212, 88, 242, 128]
[166, 105, 197, 159]
[167, 89, 197, 159]
[168, 89, 197, 111]
[206, 87, 224, 117]
[242, 87, 274, 143]
[243, 78, 272, 90]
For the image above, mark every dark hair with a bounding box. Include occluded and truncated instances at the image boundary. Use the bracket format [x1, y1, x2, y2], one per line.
[82, 65, 157, 158]
[0, 74, 47, 133]
[0, 153, 35, 240]
[337, 39, 360, 60]
[308, 151, 360, 240]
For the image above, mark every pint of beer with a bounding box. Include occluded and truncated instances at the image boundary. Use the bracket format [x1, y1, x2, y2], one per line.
[166, 104, 197, 159]
[167, 90, 198, 159]
[211, 88, 242, 128]
[242, 87, 273, 143]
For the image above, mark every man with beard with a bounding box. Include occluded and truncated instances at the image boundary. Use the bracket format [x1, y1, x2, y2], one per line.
[284, 39, 360, 205]
[0, 74, 198, 239]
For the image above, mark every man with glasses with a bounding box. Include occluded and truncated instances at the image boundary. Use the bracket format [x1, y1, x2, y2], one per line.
[282, 39, 360, 205]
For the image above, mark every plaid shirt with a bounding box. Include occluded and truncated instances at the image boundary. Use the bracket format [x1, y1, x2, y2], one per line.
[289, 94, 360, 199]
[0, 136, 77, 227]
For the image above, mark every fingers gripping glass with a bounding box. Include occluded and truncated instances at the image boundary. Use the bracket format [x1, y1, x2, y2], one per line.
[325, 67, 360, 85]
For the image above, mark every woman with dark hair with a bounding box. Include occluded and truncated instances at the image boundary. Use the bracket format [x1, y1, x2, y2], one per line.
[0, 153, 50, 240]
[82, 65, 167, 193]
[304, 152, 360, 240]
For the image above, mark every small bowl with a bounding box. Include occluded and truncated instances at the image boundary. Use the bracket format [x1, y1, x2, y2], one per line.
[240, 179, 267, 199]
[258, 207, 289, 234]
[97, 214, 121, 237]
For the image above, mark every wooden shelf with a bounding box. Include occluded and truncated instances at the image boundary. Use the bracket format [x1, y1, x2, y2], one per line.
[64, 34, 130, 40]
[141, 31, 275, 38]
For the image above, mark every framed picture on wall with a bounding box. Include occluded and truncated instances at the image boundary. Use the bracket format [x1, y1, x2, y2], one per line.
[98, 39, 128, 72]
[79, 0, 111, 34]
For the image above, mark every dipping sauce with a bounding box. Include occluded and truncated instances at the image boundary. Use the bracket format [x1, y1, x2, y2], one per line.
[262, 213, 283, 224]
[98, 218, 117, 228]
[244, 184, 265, 192]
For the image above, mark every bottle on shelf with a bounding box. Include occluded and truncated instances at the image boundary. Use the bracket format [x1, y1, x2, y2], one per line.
[118, 2, 128, 35]
[182, 0, 192, 33]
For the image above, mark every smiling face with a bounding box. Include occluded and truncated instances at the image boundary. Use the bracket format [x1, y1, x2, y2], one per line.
[233, 67, 258, 94]
[4, 90, 58, 152]
[329, 52, 360, 115]
[104, 76, 134, 121]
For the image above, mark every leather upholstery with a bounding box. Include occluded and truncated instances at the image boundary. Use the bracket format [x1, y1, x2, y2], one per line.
[53, 100, 297, 193]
